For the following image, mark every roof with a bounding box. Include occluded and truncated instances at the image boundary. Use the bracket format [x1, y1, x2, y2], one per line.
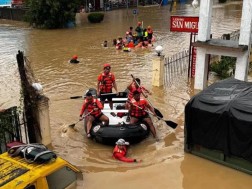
[0, 152, 80, 189]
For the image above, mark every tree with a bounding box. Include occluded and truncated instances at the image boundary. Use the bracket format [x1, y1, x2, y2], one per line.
[25, 0, 81, 29]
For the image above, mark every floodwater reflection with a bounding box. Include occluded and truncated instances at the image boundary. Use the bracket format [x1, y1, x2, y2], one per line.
[181, 154, 252, 189]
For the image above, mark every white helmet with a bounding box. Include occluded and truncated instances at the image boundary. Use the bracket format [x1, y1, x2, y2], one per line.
[116, 138, 129, 145]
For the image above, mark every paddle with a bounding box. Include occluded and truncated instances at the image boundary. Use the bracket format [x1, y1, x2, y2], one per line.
[128, 100, 177, 129]
[100, 93, 116, 95]
[70, 96, 83, 99]
[70, 93, 98, 99]
[68, 110, 94, 128]
[131, 74, 163, 118]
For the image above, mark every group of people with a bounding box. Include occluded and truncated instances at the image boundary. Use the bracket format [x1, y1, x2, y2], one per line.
[79, 63, 157, 162]
[79, 63, 157, 137]
[103, 22, 155, 50]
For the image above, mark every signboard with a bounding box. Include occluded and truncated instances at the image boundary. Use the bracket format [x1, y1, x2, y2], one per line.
[191, 46, 197, 77]
[170, 16, 199, 33]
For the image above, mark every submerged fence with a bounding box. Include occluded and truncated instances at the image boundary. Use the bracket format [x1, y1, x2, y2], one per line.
[164, 49, 190, 85]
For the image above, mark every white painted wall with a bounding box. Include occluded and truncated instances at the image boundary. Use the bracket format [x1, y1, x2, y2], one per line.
[194, 0, 252, 90]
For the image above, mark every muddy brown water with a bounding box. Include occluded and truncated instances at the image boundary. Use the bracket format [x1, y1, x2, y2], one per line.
[1, 1, 252, 188]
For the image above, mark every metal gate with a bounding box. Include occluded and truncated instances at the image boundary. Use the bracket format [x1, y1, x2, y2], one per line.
[0, 106, 27, 153]
[164, 49, 190, 85]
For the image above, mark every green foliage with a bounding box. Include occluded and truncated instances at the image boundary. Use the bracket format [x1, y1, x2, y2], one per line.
[210, 56, 236, 79]
[87, 13, 104, 23]
[0, 107, 19, 144]
[24, 0, 81, 29]
[219, 0, 227, 3]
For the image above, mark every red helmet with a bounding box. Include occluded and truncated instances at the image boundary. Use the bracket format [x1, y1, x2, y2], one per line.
[72, 55, 78, 60]
[103, 63, 111, 68]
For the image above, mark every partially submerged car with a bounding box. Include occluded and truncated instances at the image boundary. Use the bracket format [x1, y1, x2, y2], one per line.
[0, 144, 83, 189]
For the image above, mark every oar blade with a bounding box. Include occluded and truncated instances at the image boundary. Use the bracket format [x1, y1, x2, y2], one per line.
[68, 123, 76, 128]
[165, 120, 178, 129]
[70, 96, 83, 99]
[154, 108, 163, 118]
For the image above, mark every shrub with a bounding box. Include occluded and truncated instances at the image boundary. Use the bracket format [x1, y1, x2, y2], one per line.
[87, 13, 104, 23]
[24, 0, 80, 29]
[210, 56, 236, 79]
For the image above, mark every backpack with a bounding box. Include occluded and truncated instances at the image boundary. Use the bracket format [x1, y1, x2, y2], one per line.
[8, 143, 57, 164]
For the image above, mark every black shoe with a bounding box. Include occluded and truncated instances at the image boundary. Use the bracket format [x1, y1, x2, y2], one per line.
[110, 112, 116, 117]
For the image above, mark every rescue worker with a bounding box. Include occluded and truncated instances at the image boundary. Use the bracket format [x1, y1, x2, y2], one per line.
[128, 26, 133, 36]
[79, 92, 109, 138]
[127, 77, 151, 100]
[147, 25, 153, 40]
[128, 40, 135, 48]
[128, 90, 157, 139]
[97, 63, 118, 116]
[125, 78, 152, 122]
[103, 40, 108, 47]
[70, 55, 79, 64]
[113, 138, 142, 163]
[135, 21, 143, 41]
[143, 28, 148, 41]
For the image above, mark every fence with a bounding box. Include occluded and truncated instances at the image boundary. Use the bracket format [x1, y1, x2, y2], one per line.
[0, 106, 28, 153]
[164, 49, 190, 85]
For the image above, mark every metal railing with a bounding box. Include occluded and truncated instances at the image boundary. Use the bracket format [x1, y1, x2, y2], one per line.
[164, 49, 190, 85]
[0, 107, 27, 153]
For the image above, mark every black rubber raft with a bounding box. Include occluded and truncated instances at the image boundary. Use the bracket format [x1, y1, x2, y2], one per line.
[83, 88, 150, 146]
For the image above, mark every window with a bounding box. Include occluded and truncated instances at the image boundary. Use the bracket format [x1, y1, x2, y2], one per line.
[46, 166, 77, 189]
[24, 184, 36, 189]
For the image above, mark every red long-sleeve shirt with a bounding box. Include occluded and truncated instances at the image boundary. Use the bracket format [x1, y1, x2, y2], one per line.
[112, 145, 136, 163]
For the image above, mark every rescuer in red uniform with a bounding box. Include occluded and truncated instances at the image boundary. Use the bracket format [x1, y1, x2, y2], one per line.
[79, 92, 109, 138]
[113, 138, 142, 163]
[97, 63, 118, 116]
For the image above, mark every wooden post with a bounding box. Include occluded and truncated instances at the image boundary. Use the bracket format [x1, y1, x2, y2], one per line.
[16, 51, 40, 143]
[152, 55, 164, 87]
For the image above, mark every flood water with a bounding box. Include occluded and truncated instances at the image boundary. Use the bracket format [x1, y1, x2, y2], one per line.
[1, 1, 252, 189]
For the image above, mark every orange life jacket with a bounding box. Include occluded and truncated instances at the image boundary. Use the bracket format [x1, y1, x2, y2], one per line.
[130, 99, 147, 117]
[128, 86, 145, 100]
[99, 72, 114, 93]
[128, 42, 135, 48]
[84, 98, 101, 117]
